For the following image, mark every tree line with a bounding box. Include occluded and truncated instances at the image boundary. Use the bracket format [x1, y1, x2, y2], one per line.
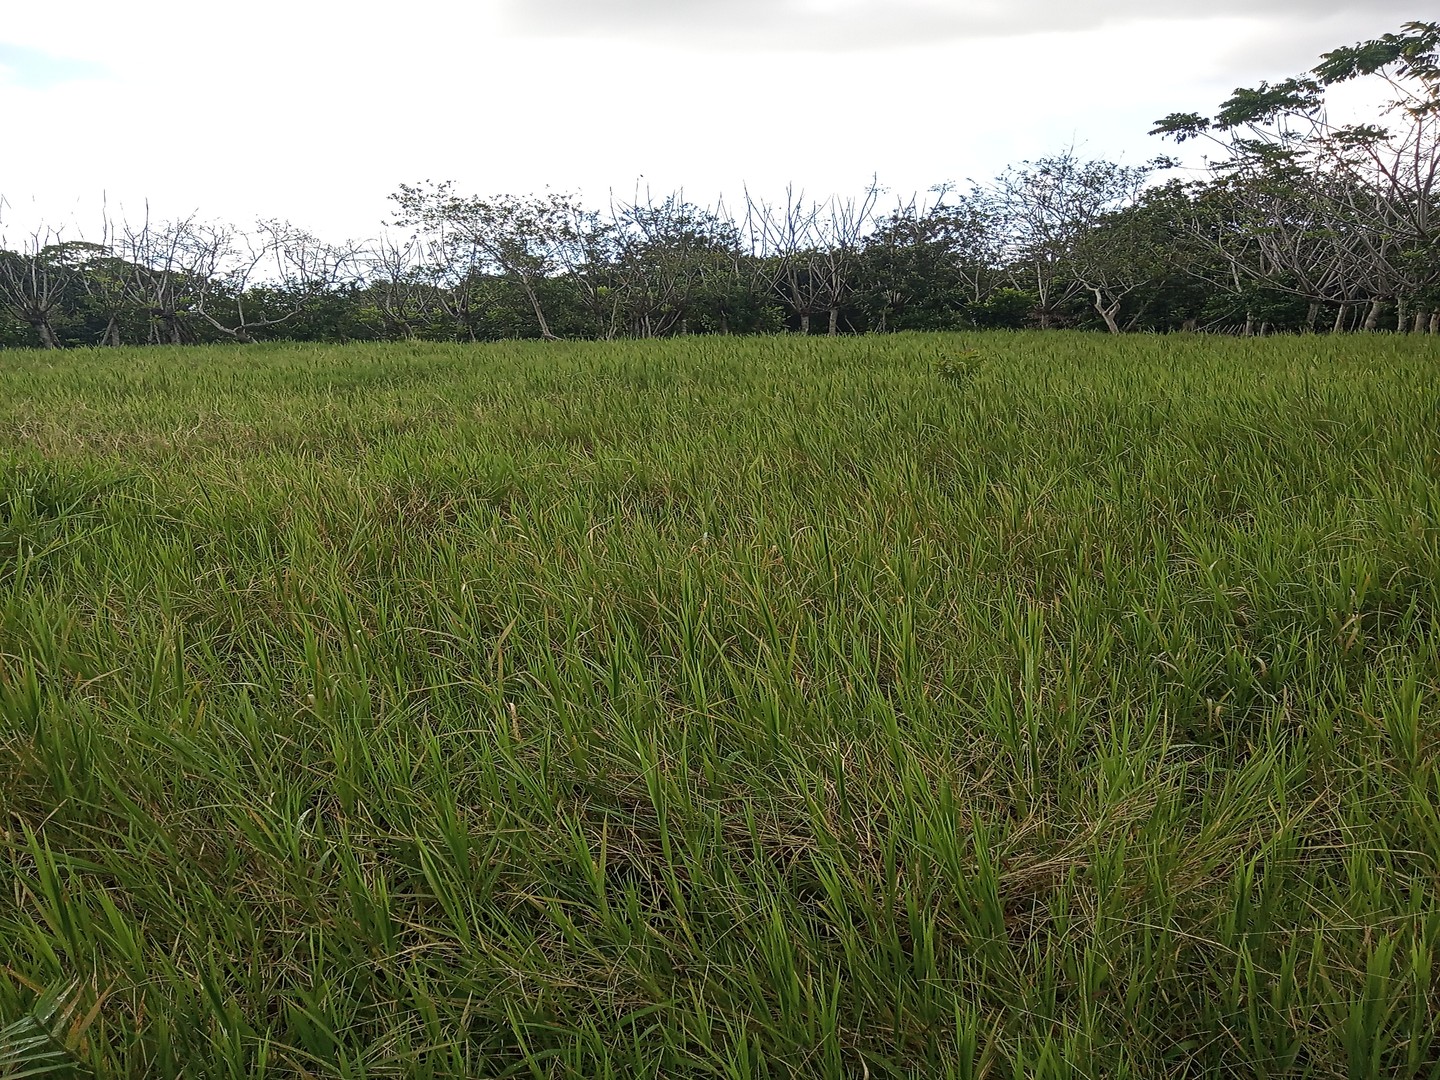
[3, 22, 1437, 348]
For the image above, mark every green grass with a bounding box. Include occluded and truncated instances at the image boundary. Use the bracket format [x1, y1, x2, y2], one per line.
[1, 331, 1438, 1078]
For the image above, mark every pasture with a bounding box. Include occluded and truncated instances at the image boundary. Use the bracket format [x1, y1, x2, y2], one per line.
[2, 332, 1438, 1077]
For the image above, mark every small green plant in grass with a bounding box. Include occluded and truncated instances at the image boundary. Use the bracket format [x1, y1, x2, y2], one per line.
[935, 348, 984, 386]
[0, 979, 89, 1078]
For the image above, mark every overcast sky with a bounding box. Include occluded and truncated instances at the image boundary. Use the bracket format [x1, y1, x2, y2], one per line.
[0, 0, 1425, 242]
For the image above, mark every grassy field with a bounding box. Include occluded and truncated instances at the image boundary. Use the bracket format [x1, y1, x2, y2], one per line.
[1, 332, 1438, 1078]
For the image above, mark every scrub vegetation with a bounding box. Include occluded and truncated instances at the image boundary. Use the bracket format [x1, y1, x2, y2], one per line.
[2, 331, 1438, 1077]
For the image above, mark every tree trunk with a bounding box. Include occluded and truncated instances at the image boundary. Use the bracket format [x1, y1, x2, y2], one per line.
[30, 318, 60, 349]
[1431, 312, 1440, 335]
[1332, 304, 1348, 334]
[799, 313, 810, 335]
[1396, 297, 1409, 333]
[827, 307, 839, 336]
[1243, 312, 1255, 337]
[1414, 310, 1428, 335]
[1362, 299, 1382, 332]
[103, 315, 122, 347]
[1305, 302, 1320, 332]
[1091, 289, 1121, 334]
[519, 277, 556, 340]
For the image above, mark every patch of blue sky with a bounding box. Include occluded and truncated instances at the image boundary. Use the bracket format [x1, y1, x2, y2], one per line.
[0, 43, 108, 88]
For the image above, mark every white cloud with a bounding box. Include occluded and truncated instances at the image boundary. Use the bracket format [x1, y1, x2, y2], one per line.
[500, 0, 1421, 49]
[0, 2, 1427, 243]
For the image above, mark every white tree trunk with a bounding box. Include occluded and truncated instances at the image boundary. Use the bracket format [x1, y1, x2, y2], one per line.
[1091, 289, 1122, 334]
[32, 319, 60, 349]
[1362, 299, 1382, 332]
[517, 275, 556, 340]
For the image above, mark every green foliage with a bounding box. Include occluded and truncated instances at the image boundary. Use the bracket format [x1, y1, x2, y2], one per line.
[0, 979, 92, 1077]
[1313, 21, 1440, 95]
[1214, 77, 1326, 129]
[2, 333, 1439, 1076]
[0, 318, 28, 349]
[933, 348, 985, 386]
[966, 288, 1035, 329]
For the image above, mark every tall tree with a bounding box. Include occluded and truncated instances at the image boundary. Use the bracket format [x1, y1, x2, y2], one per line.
[1153, 20, 1440, 331]
[184, 220, 358, 343]
[390, 183, 581, 340]
[861, 188, 1003, 331]
[0, 232, 79, 349]
[1070, 192, 1180, 333]
[744, 186, 829, 335]
[992, 152, 1161, 329]
[604, 191, 746, 338]
[113, 215, 205, 345]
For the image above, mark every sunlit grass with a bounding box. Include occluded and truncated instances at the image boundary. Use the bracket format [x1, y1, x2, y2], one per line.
[1, 331, 1438, 1077]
